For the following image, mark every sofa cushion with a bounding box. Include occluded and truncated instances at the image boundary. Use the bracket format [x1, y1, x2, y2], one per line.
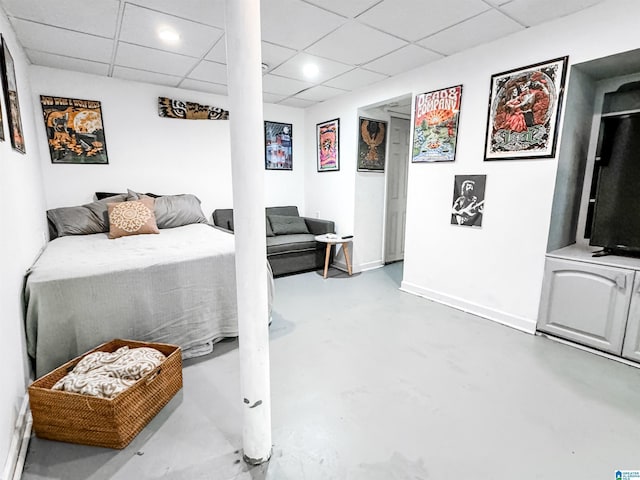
[266, 234, 317, 255]
[268, 214, 309, 235]
[227, 215, 275, 236]
[266, 206, 299, 217]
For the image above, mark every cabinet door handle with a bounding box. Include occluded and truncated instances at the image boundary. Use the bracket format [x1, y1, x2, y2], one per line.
[615, 275, 627, 289]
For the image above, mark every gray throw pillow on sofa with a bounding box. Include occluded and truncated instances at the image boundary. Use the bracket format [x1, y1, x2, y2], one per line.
[268, 214, 309, 235]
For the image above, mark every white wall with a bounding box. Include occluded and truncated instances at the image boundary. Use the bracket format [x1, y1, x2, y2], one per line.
[304, 0, 640, 332]
[0, 11, 48, 475]
[352, 107, 389, 271]
[28, 67, 306, 218]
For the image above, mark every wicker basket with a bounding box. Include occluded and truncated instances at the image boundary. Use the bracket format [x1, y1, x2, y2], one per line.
[28, 339, 183, 449]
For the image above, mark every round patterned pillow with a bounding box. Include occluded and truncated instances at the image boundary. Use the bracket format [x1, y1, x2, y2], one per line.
[107, 195, 159, 238]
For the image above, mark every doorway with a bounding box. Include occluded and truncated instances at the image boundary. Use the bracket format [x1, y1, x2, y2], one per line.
[384, 112, 411, 264]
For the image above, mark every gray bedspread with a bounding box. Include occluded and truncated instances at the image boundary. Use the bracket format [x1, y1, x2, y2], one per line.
[25, 224, 274, 377]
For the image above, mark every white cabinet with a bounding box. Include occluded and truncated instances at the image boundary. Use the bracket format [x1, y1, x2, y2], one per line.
[622, 274, 640, 362]
[537, 245, 640, 362]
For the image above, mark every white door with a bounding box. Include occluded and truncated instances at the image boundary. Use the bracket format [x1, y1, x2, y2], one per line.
[384, 117, 410, 263]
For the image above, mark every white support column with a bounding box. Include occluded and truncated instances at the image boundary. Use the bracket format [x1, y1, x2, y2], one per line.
[224, 0, 272, 465]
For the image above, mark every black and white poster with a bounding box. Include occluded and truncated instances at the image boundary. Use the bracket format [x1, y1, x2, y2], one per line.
[451, 175, 486, 227]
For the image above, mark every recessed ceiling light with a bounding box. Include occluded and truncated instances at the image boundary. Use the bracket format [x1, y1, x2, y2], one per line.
[158, 27, 180, 44]
[302, 63, 319, 79]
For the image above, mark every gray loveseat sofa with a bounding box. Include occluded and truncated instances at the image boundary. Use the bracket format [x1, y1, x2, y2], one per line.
[212, 206, 335, 277]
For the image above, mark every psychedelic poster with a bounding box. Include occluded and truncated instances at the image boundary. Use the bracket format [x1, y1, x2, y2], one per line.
[484, 57, 568, 160]
[357, 117, 387, 172]
[317, 118, 339, 172]
[1, 36, 25, 152]
[412, 85, 462, 163]
[265, 121, 292, 170]
[40, 96, 109, 164]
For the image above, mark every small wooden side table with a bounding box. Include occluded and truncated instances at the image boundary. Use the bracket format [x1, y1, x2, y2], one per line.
[315, 234, 353, 279]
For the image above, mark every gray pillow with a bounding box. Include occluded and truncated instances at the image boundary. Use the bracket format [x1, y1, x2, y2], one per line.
[127, 189, 208, 229]
[268, 214, 309, 235]
[154, 194, 209, 229]
[266, 217, 275, 237]
[229, 215, 275, 236]
[47, 194, 128, 239]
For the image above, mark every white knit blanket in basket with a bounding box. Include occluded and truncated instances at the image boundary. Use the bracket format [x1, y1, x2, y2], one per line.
[52, 346, 166, 399]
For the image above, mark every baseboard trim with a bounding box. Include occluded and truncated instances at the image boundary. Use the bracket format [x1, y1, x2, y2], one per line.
[2, 395, 32, 480]
[400, 280, 536, 334]
[333, 259, 383, 273]
[357, 260, 384, 272]
[537, 332, 640, 369]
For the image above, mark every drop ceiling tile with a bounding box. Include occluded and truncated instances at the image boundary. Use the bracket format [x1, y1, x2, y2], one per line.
[418, 10, 523, 56]
[120, 4, 223, 58]
[323, 68, 388, 90]
[305, 21, 407, 65]
[125, 0, 226, 28]
[260, 0, 345, 50]
[302, 0, 381, 18]
[484, 0, 514, 5]
[278, 97, 317, 108]
[10, 19, 113, 63]
[263, 92, 287, 104]
[270, 53, 352, 83]
[205, 37, 226, 63]
[262, 74, 312, 96]
[26, 49, 110, 76]
[363, 45, 442, 76]
[358, 0, 490, 41]
[115, 42, 198, 76]
[205, 39, 297, 71]
[3, 0, 120, 38]
[112, 66, 182, 87]
[261, 42, 298, 71]
[498, 0, 604, 27]
[180, 78, 228, 95]
[187, 60, 228, 84]
[294, 85, 347, 102]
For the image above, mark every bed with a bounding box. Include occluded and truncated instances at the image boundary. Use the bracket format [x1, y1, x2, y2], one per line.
[25, 193, 274, 378]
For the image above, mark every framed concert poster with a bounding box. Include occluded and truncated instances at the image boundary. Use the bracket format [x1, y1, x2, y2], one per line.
[40, 96, 109, 164]
[484, 56, 568, 161]
[357, 117, 387, 172]
[451, 174, 486, 228]
[1, 35, 25, 153]
[264, 120, 293, 170]
[317, 118, 339, 172]
[412, 85, 462, 163]
[0, 90, 4, 141]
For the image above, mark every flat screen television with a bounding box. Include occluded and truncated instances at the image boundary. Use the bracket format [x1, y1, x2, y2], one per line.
[589, 112, 640, 256]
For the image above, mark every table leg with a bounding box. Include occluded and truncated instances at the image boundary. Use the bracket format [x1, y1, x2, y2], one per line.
[323, 243, 331, 279]
[343, 242, 352, 276]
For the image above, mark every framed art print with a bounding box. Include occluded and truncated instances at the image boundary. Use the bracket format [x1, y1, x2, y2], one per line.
[413, 85, 462, 163]
[451, 174, 486, 227]
[357, 117, 387, 172]
[317, 118, 339, 172]
[265, 120, 292, 170]
[40, 96, 109, 164]
[1, 35, 25, 153]
[0, 90, 4, 141]
[484, 56, 568, 160]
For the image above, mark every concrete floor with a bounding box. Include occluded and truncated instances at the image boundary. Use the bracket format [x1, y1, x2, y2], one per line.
[21, 262, 640, 479]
